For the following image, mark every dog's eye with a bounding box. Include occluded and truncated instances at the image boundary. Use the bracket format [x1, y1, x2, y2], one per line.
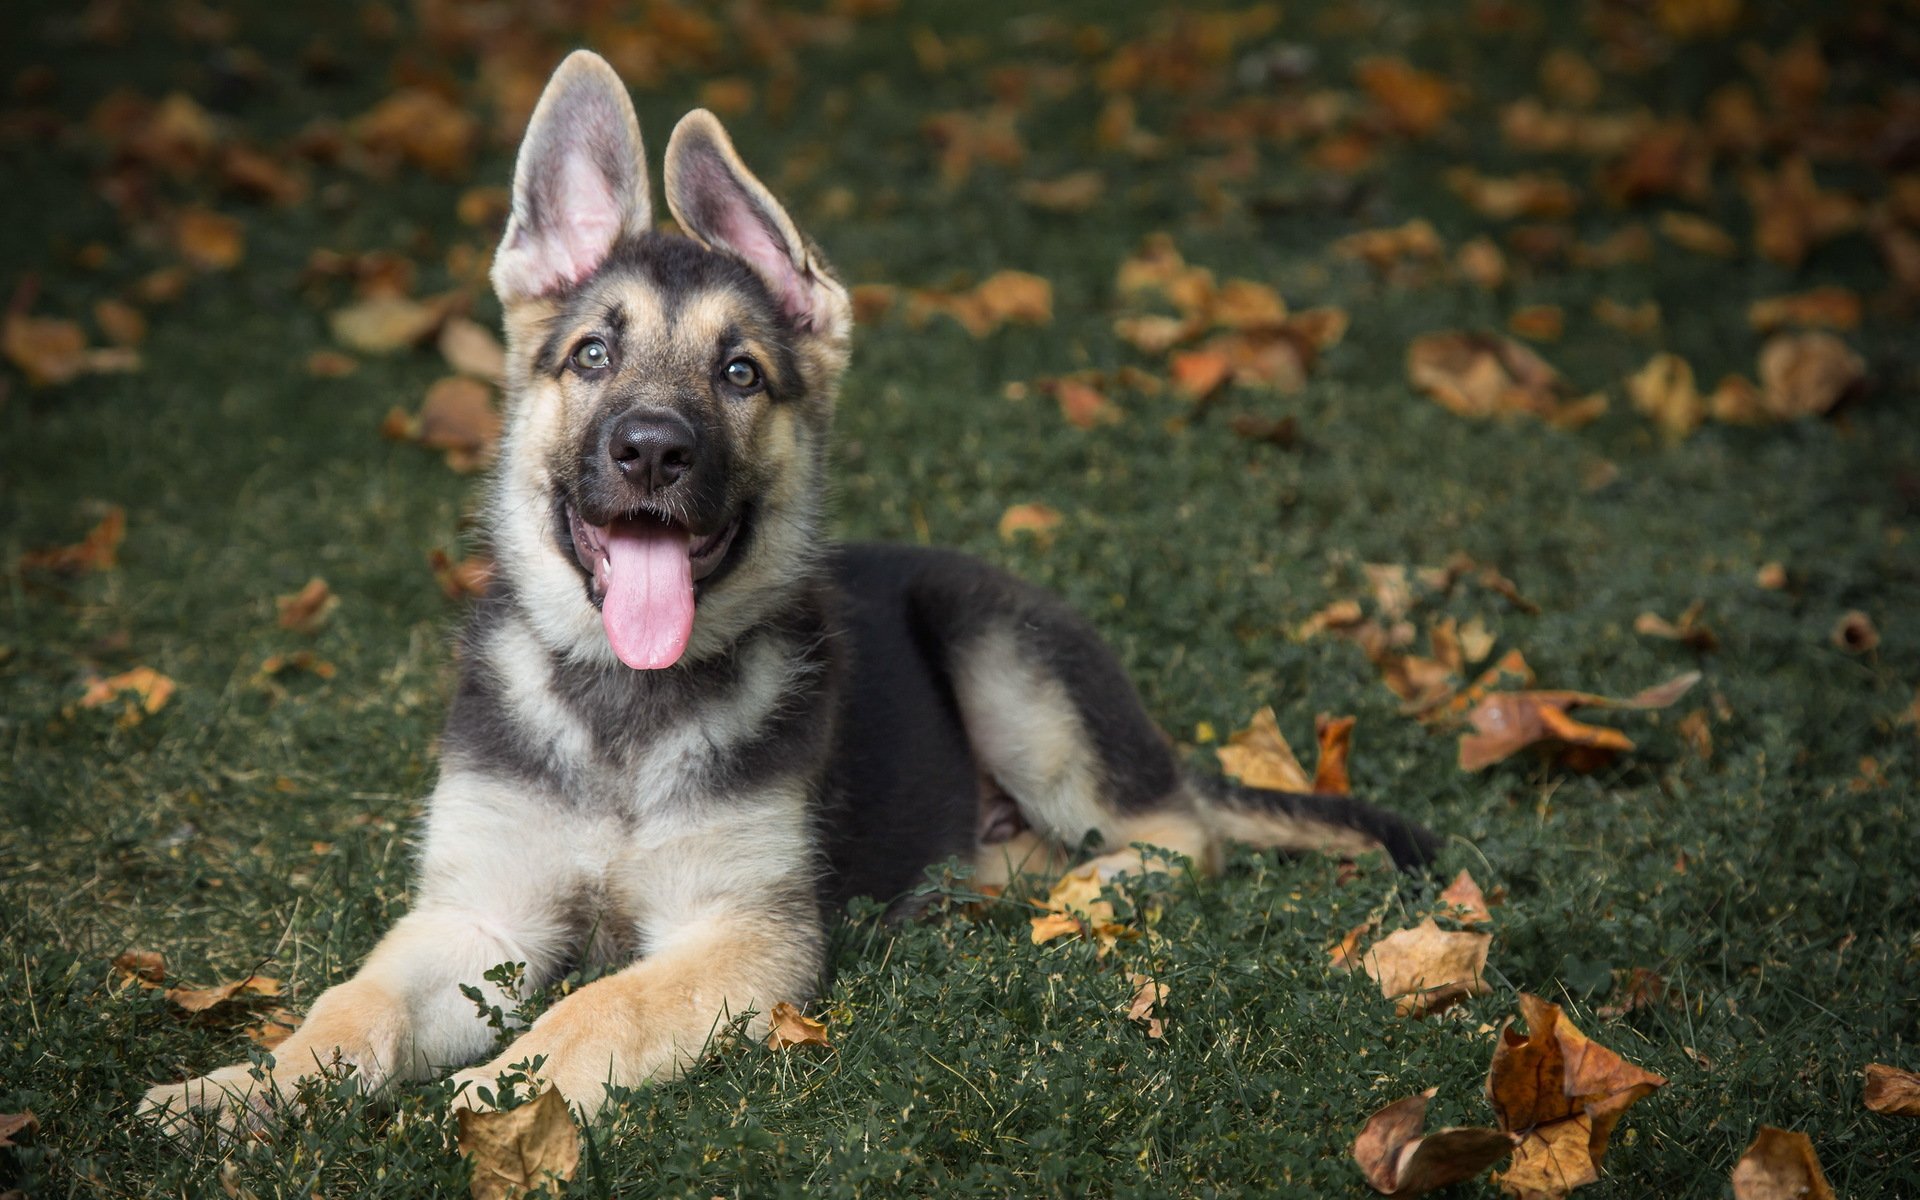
[572, 338, 612, 370]
[723, 357, 761, 390]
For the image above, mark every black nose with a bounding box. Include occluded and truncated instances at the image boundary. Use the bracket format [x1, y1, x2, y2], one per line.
[608, 411, 695, 493]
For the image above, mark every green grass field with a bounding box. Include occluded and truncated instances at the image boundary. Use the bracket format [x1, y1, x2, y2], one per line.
[3, 0, 1916, 1195]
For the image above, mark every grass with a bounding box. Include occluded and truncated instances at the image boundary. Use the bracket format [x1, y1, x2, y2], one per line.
[3, 0, 1917, 1195]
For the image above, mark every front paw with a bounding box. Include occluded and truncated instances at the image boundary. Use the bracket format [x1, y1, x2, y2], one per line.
[139, 1064, 278, 1139]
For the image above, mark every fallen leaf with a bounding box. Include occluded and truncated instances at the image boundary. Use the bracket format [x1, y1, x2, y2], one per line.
[1029, 863, 1134, 951]
[997, 502, 1062, 545]
[1356, 57, 1458, 136]
[1125, 973, 1167, 1038]
[1729, 1127, 1835, 1200]
[165, 974, 281, 1014]
[1336, 220, 1444, 271]
[276, 578, 338, 634]
[1115, 313, 1203, 355]
[1329, 920, 1379, 970]
[1591, 298, 1660, 336]
[1743, 158, 1860, 268]
[1863, 1063, 1920, 1116]
[1449, 169, 1579, 220]
[1029, 911, 1082, 945]
[1627, 353, 1704, 442]
[329, 292, 463, 354]
[438, 317, 506, 384]
[1457, 672, 1699, 772]
[430, 549, 494, 600]
[112, 948, 167, 985]
[1359, 918, 1491, 1017]
[1440, 870, 1495, 926]
[1754, 562, 1787, 590]
[1831, 610, 1878, 655]
[1312, 714, 1355, 794]
[1507, 305, 1564, 342]
[1014, 170, 1105, 213]
[1217, 706, 1312, 792]
[1456, 237, 1509, 289]
[1487, 994, 1667, 1190]
[1748, 287, 1861, 333]
[244, 1007, 302, 1049]
[412, 377, 501, 471]
[19, 505, 124, 573]
[0, 1112, 38, 1149]
[3, 313, 88, 385]
[1407, 332, 1572, 422]
[1210, 279, 1289, 329]
[765, 1001, 831, 1049]
[1757, 332, 1863, 420]
[1658, 211, 1738, 258]
[173, 207, 245, 270]
[909, 270, 1052, 337]
[1169, 348, 1234, 402]
[78, 667, 176, 725]
[93, 298, 147, 346]
[306, 349, 359, 378]
[354, 87, 479, 178]
[457, 1087, 581, 1200]
[1055, 379, 1120, 429]
[1596, 967, 1670, 1020]
[1634, 600, 1717, 651]
[1353, 1088, 1517, 1197]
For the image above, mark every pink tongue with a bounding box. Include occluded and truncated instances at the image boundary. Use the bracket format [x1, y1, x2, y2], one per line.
[601, 518, 694, 670]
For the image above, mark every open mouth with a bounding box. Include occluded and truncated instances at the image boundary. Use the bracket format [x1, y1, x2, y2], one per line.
[561, 501, 741, 670]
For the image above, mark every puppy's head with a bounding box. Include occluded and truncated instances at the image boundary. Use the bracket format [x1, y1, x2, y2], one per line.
[486, 51, 851, 671]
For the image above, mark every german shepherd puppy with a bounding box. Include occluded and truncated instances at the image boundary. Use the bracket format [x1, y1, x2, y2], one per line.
[143, 51, 1435, 1130]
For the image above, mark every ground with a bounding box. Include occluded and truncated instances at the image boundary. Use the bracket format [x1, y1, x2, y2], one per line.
[1, 0, 1916, 1196]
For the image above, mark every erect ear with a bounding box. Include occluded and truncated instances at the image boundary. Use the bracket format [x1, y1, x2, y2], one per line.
[664, 109, 850, 340]
[491, 50, 652, 306]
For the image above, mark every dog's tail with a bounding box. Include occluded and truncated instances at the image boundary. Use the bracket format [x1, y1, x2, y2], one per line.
[1190, 775, 1441, 872]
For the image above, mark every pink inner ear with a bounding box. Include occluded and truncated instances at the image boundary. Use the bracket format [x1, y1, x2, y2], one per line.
[700, 180, 814, 327]
[495, 150, 628, 300]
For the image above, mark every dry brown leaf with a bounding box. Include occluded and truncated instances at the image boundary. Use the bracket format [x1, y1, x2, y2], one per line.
[1355, 57, 1457, 136]
[1634, 600, 1717, 651]
[218, 144, 307, 206]
[1029, 911, 1082, 945]
[1748, 287, 1861, 333]
[1592, 298, 1660, 336]
[1211, 279, 1288, 329]
[1743, 158, 1860, 268]
[457, 1087, 581, 1200]
[1439, 870, 1495, 926]
[1329, 920, 1379, 970]
[259, 651, 336, 681]
[1055, 379, 1119, 430]
[244, 1007, 302, 1049]
[165, 974, 280, 1014]
[1831, 610, 1878, 655]
[306, 349, 359, 378]
[354, 87, 479, 178]
[922, 106, 1025, 188]
[1628, 353, 1704, 442]
[438, 316, 506, 384]
[3, 313, 89, 386]
[112, 948, 167, 985]
[765, 1001, 831, 1049]
[1015, 170, 1105, 213]
[1353, 1088, 1517, 1197]
[997, 502, 1062, 545]
[19, 506, 124, 573]
[1458, 672, 1699, 772]
[93, 298, 147, 347]
[1125, 973, 1167, 1039]
[413, 377, 501, 472]
[1359, 918, 1491, 1018]
[1115, 313, 1203, 355]
[1754, 562, 1787, 591]
[1659, 211, 1738, 258]
[430, 549, 494, 600]
[1596, 967, 1670, 1020]
[1029, 863, 1133, 951]
[329, 293, 462, 355]
[276, 578, 338, 634]
[1730, 1127, 1835, 1200]
[909, 270, 1052, 337]
[1336, 220, 1444, 271]
[78, 667, 176, 726]
[174, 207, 245, 270]
[1407, 332, 1570, 422]
[1757, 332, 1863, 421]
[1170, 349, 1233, 402]
[1507, 306, 1563, 342]
[1216, 706, 1312, 793]
[1495, 1116, 1600, 1198]
[1313, 714, 1355, 795]
[1863, 1063, 1920, 1116]
[1487, 994, 1667, 1185]
[1449, 170, 1579, 221]
[1456, 237, 1509, 290]
[0, 1111, 38, 1147]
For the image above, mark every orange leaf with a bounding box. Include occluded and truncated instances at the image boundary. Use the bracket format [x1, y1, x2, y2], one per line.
[765, 1001, 831, 1049]
[1312, 714, 1355, 795]
[1487, 994, 1667, 1168]
[19, 506, 124, 573]
[164, 974, 281, 1014]
[1439, 870, 1494, 926]
[1170, 349, 1233, 401]
[1863, 1063, 1920, 1117]
[1355, 57, 1457, 136]
[78, 667, 176, 725]
[1353, 1088, 1516, 1197]
[1730, 1127, 1835, 1200]
[1217, 706, 1313, 793]
[1748, 287, 1861, 333]
[173, 207, 245, 270]
[276, 578, 338, 634]
[1055, 380, 1119, 430]
[3, 313, 89, 386]
[997, 502, 1062, 545]
[1406, 332, 1569, 422]
[112, 948, 167, 986]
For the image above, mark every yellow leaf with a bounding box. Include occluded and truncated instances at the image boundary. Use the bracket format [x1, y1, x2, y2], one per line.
[457, 1088, 582, 1200]
[765, 1001, 831, 1049]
